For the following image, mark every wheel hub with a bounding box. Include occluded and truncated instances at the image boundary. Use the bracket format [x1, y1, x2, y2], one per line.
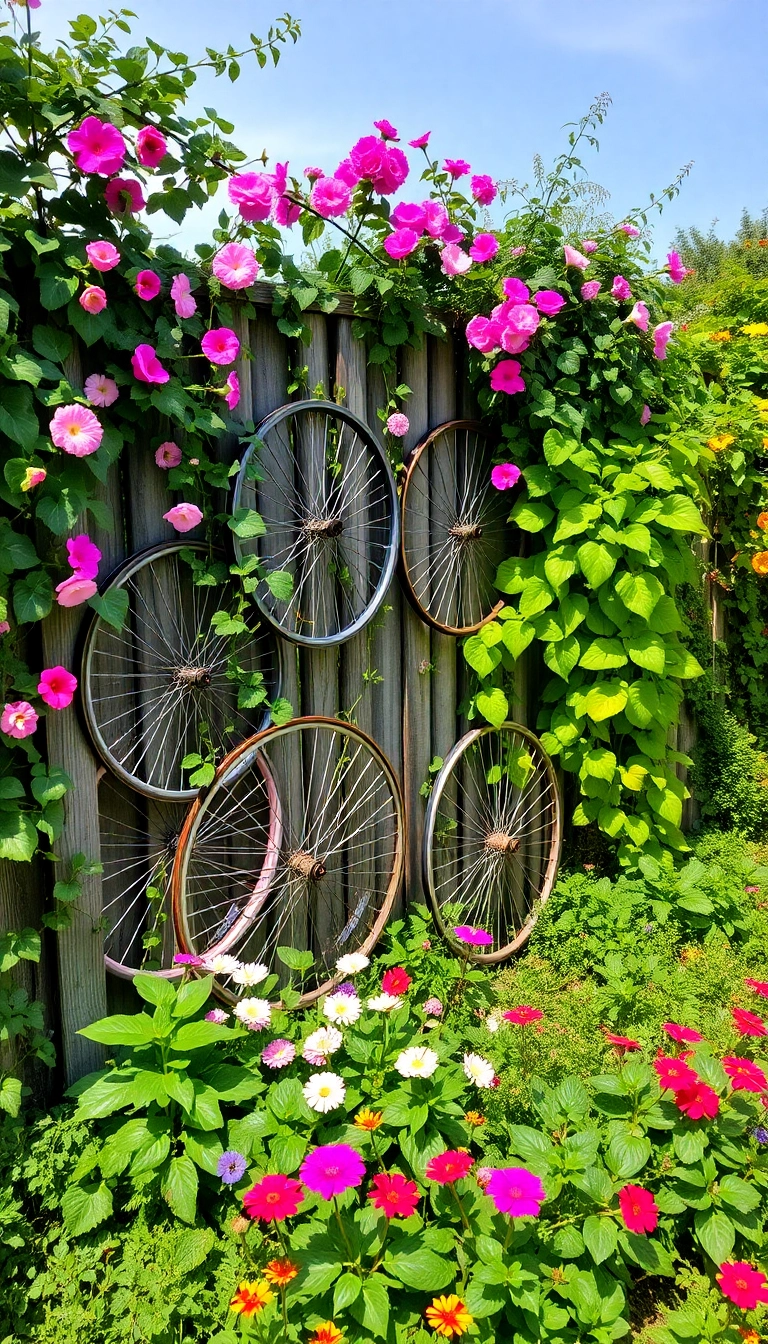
[287, 849, 327, 881]
[484, 831, 520, 855]
[449, 521, 483, 542]
[303, 516, 343, 539]
[173, 666, 212, 688]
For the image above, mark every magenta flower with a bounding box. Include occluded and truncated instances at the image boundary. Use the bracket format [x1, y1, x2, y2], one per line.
[533, 290, 566, 316]
[205, 1007, 229, 1023]
[174, 952, 204, 966]
[225, 371, 240, 410]
[723, 1056, 768, 1093]
[640, 404, 652, 425]
[667, 250, 693, 283]
[490, 359, 525, 395]
[373, 118, 399, 140]
[201, 327, 240, 366]
[503, 1005, 543, 1025]
[134, 270, 161, 301]
[136, 124, 167, 168]
[38, 666, 78, 710]
[581, 280, 601, 301]
[611, 275, 632, 301]
[510, 245, 527, 257]
[491, 463, 521, 491]
[67, 534, 101, 580]
[105, 177, 145, 215]
[653, 321, 674, 360]
[79, 285, 107, 314]
[502, 277, 530, 303]
[373, 146, 409, 195]
[170, 273, 196, 319]
[423, 997, 443, 1017]
[471, 174, 497, 205]
[334, 158, 360, 188]
[441, 223, 465, 245]
[498, 302, 540, 351]
[212, 242, 259, 291]
[349, 136, 408, 194]
[662, 1021, 702, 1044]
[441, 244, 472, 277]
[626, 300, 649, 332]
[443, 158, 471, 178]
[55, 576, 98, 608]
[243, 1174, 304, 1223]
[67, 116, 126, 175]
[1, 701, 38, 739]
[273, 194, 301, 227]
[50, 405, 103, 457]
[132, 344, 169, 385]
[618, 1185, 658, 1234]
[20, 467, 45, 492]
[563, 244, 590, 270]
[717, 1261, 768, 1312]
[408, 132, 431, 148]
[422, 200, 449, 238]
[228, 171, 274, 222]
[384, 228, 420, 260]
[454, 924, 493, 946]
[581, 239, 598, 253]
[299, 1143, 366, 1200]
[620, 223, 641, 237]
[465, 315, 501, 353]
[391, 202, 426, 234]
[84, 374, 119, 408]
[163, 503, 203, 533]
[311, 175, 352, 218]
[469, 233, 499, 263]
[85, 240, 120, 272]
[155, 442, 182, 469]
[386, 413, 409, 437]
[261, 1039, 296, 1069]
[486, 1167, 545, 1218]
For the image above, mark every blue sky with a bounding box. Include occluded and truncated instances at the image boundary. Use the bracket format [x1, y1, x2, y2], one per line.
[46, 0, 768, 256]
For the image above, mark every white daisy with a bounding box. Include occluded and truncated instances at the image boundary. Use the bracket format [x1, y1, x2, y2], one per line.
[395, 1046, 439, 1079]
[233, 997, 272, 1030]
[303, 1071, 346, 1113]
[231, 961, 270, 987]
[485, 1014, 501, 1034]
[323, 992, 362, 1025]
[463, 1051, 495, 1089]
[302, 1026, 343, 1065]
[336, 953, 370, 975]
[367, 993, 402, 1012]
[202, 952, 242, 976]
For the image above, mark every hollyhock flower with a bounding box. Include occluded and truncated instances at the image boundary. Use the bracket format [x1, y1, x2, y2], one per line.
[611, 275, 632, 301]
[503, 1005, 543, 1025]
[368, 993, 403, 1012]
[667, 250, 693, 283]
[640, 403, 652, 425]
[653, 321, 674, 360]
[66, 534, 101, 580]
[302, 1026, 343, 1065]
[79, 286, 107, 315]
[174, 952, 204, 967]
[533, 290, 566, 316]
[336, 952, 369, 976]
[502, 277, 530, 303]
[440, 243, 472, 277]
[85, 240, 120, 272]
[213, 242, 259, 291]
[490, 462, 521, 491]
[300, 1143, 365, 1199]
[486, 1166, 545, 1218]
[263, 1259, 300, 1287]
[373, 118, 399, 139]
[231, 961, 269, 987]
[454, 924, 493, 946]
[170, 272, 196, 319]
[662, 1022, 703, 1044]
[444, 158, 470, 178]
[580, 279, 601, 300]
[490, 359, 525, 395]
[471, 173, 497, 205]
[620, 223, 641, 237]
[510, 245, 527, 257]
[382, 967, 411, 995]
[424, 998, 443, 1017]
[716, 1262, 768, 1311]
[218, 1150, 247, 1184]
[409, 132, 431, 148]
[273, 193, 301, 226]
[67, 117, 126, 175]
[224, 372, 240, 410]
[384, 228, 420, 259]
[132, 344, 169, 385]
[243, 1173, 304, 1222]
[233, 997, 271, 1030]
[498, 301, 540, 350]
[463, 1052, 495, 1089]
[441, 223, 465, 245]
[469, 233, 499, 263]
[1, 701, 38, 738]
[369, 1172, 419, 1218]
[228, 172, 273, 222]
[391, 201, 427, 233]
[563, 244, 590, 270]
[310, 174, 353, 218]
[386, 412, 409, 437]
[423, 200, 450, 237]
[626, 300, 649, 331]
[20, 466, 45, 492]
[618, 1185, 658, 1234]
[675, 1081, 720, 1120]
[134, 270, 161, 301]
[201, 327, 240, 366]
[229, 1280, 274, 1316]
[581, 239, 598, 253]
[303, 1071, 346, 1113]
[261, 1039, 295, 1069]
[745, 979, 768, 997]
[0, 622, 9, 636]
[50, 404, 103, 457]
[201, 952, 240, 975]
[163, 503, 203, 533]
[55, 576, 98, 607]
[466, 315, 501, 353]
[426, 1150, 474, 1184]
[105, 177, 145, 215]
[653, 1056, 699, 1092]
[373, 147, 409, 194]
[723, 1056, 768, 1093]
[84, 374, 119, 408]
[155, 441, 182, 469]
[135, 124, 167, 168]
[733, 1006, 767, 1037]
[334, 158, 360, 187]
[395, 1046, 439, 1079]
[323, 992, 362, 1025]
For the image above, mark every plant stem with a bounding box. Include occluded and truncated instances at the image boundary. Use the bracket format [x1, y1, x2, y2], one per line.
[333, 1200, 360, 1274]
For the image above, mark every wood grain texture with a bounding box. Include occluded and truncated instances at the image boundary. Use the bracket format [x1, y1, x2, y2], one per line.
[298, 313, 338, 721]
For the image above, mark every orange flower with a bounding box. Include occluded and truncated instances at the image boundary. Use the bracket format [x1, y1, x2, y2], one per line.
[263, 1258, 300, 1287]
[425, 1295, 474, 1338]
[738, 1329, 761, 1344]
[464, 1110, 486, 1127]
[354, 1107, 383, 1131]
[752, 551, 768, 575]
[709, 330, 732, 342]
[759, 239, 768, 247]
[707, 433, 735, 451]
[758, 513, 768, 531]
[308, 1324, 344, 1344]
[230, 1280, 274, 1316]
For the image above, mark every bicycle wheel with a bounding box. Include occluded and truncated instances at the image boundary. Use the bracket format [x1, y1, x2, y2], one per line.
[172, 717, 405, 1004]
[400, 420, 514, 635]
[81, 542, 281, 801]
[423, 722, 561, 962]
[231, 401, 399, 646]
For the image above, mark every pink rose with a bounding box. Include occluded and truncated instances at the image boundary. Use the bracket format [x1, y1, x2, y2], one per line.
[581, 280, 602, 301]
[1, 701, 38, 739]
[386, 413, 409, 437]
[441, 244, 472, 277]
[66, 534, 101, 580]
[170, 273, 196, 319]
[163, 503, 203, 533]
[510, 245, 527, 258]
[391, 202, 426, 234]
[502, 277, 530, 303]
[334, 159, 360, 188]
[38, 666, 78, 710]
[490, 359, 525, 395]
[304, 167, 323, 180]
[620, 223, 640, 237]
[79, 286, 107, 314]
[373, 119, 399, 140]
[471, 174, 497, 205]
[224, 371, 240, 410]
[653, 321, 674, 360]
[384, 228, 420, 259]
[371, 147, 408, 195]
[626, 300, 649, 332]
[408, 132, 431, 149]
[348, 136, 408, 193]
[581, 240, 598, 254]
[201, 327, 240, 366]
[67, 116, 126, 175]
[491, 463, 521, 490]
[212, 242, 259, 291]
[50, 405, 103, 457]
[55, 575, 98, 607]
[105, 177, 145, 215]
[466, 315, 501, 353]
[85, 240, 120, 272]
[469, 233, 499, 263]
[131, 344, 169, 384]
[155, 442, 182, 469]
[498, 303, 540, 353]
[135, 124, 167, 168]
[227, 172, 274, 222]
[273, 195, 301, 227]
[422, 201, 449, 238]
[443, 158, 470, 178]
[311, 176, 352, 219]
[134, 270, 161, 301]
[640, 404, 652, 426]
[563, 244, 590, 270]
[84, 373, 119, 408]
[441, 223, 465, 245]
[533, 290, 566, 316]
[611, 275, 632, 301]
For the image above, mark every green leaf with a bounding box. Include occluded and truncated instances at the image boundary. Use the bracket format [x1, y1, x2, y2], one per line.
[334, 1272, 362, 1313]
[718, 1175, 761, 1214]
[543, 428, 577, 466]
[33, 324, 72, 364]
[579, 638, 627, 670]
[88, 588, 129, 632]
[463, 634, 501, 678]
[500, 618, 536, 660]
[0, 1076, 22, 1117]
[510, 499, 554, 533]
[13, 569, 53, 624]
[265, 569, 293, 601]
[624, 681, 659, 729]
[133, 973, 176, 1009]
[0, 383, 39, 449]
[544, 545, 578, 587]
[615, 571, 664, 618]
[354, 1276, 390, 1340]
[388, 1247, 454, 1291]
[544, 634, 580, 681]
[655, 495, 707, 534]
[276, 945, 315, 972]
[79, 1013, 156, 1046]
[30, 766, 72, 805]
[607, 1132, 651, 1178]
[694, 1209, 734, 1263]
[61, 1180, 113, 1235]
[172, 975, 215, 1019]
[476, 688, 508, 727]
[0, 810, 38, 862]
[38, 265, 79, 311]
[584, 681, 628, 722]
[0, 525, 38, 573]
[578, 541, 617, 589]
[582, 1214, 619, 1265]
[625, 633, 667, 674]
[582, 748, 617, 782]
[172, 1021, 234, 1051]
[495, 556, 533, 594]
[229, 507, 266, 539]
[519, 577, 555, 619]
[162, 1155, 198, 1223]
[553, 502, 602, 544]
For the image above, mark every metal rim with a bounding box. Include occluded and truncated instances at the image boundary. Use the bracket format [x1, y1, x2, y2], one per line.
[423, 721, 561, 963]
[80, 540, 282, 802]
[172, 715, 405, 1006]
[231, 400, 400, 648]
[399, 419, 513, 636]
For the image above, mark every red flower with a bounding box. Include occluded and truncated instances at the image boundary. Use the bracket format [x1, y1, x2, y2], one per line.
[368, 1172, 420, 1219]
[382, 967, 411, 996]
[425, 1150, 474, 1185]
[675, 1081, 720, 1120]
[653, 1055, 700, 1093]
[242, 1174, 304, 1222]
[733, 1007, 767, 1037]
[745, 978, 768, 998]
[662, 1022, 703, 1044]
[717, 1261, 768, 1311]
[723, 1056, 768, 1093]
[604, 1032, 641, 1051]
[502, 1006, 543, 1026]
[618, 1185, 658, 1235]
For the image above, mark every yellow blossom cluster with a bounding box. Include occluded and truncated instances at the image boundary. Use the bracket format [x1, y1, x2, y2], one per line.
[709, 330, 732, 342]
[707, 433, 735, 452]
[741, 322, 768, 337]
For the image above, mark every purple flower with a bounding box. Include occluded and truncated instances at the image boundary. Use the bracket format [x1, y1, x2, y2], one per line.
[217, 1150, 247, 1184]
[753, 1126, 768, 1145]
[205, 1008, 229, 1024]
[262, 1038, 296, 1069]
[174, 953, 204, 967]
[611, 275, 632, 301]
[454, 924, 494, 947]
[336, 981, 358, 996]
